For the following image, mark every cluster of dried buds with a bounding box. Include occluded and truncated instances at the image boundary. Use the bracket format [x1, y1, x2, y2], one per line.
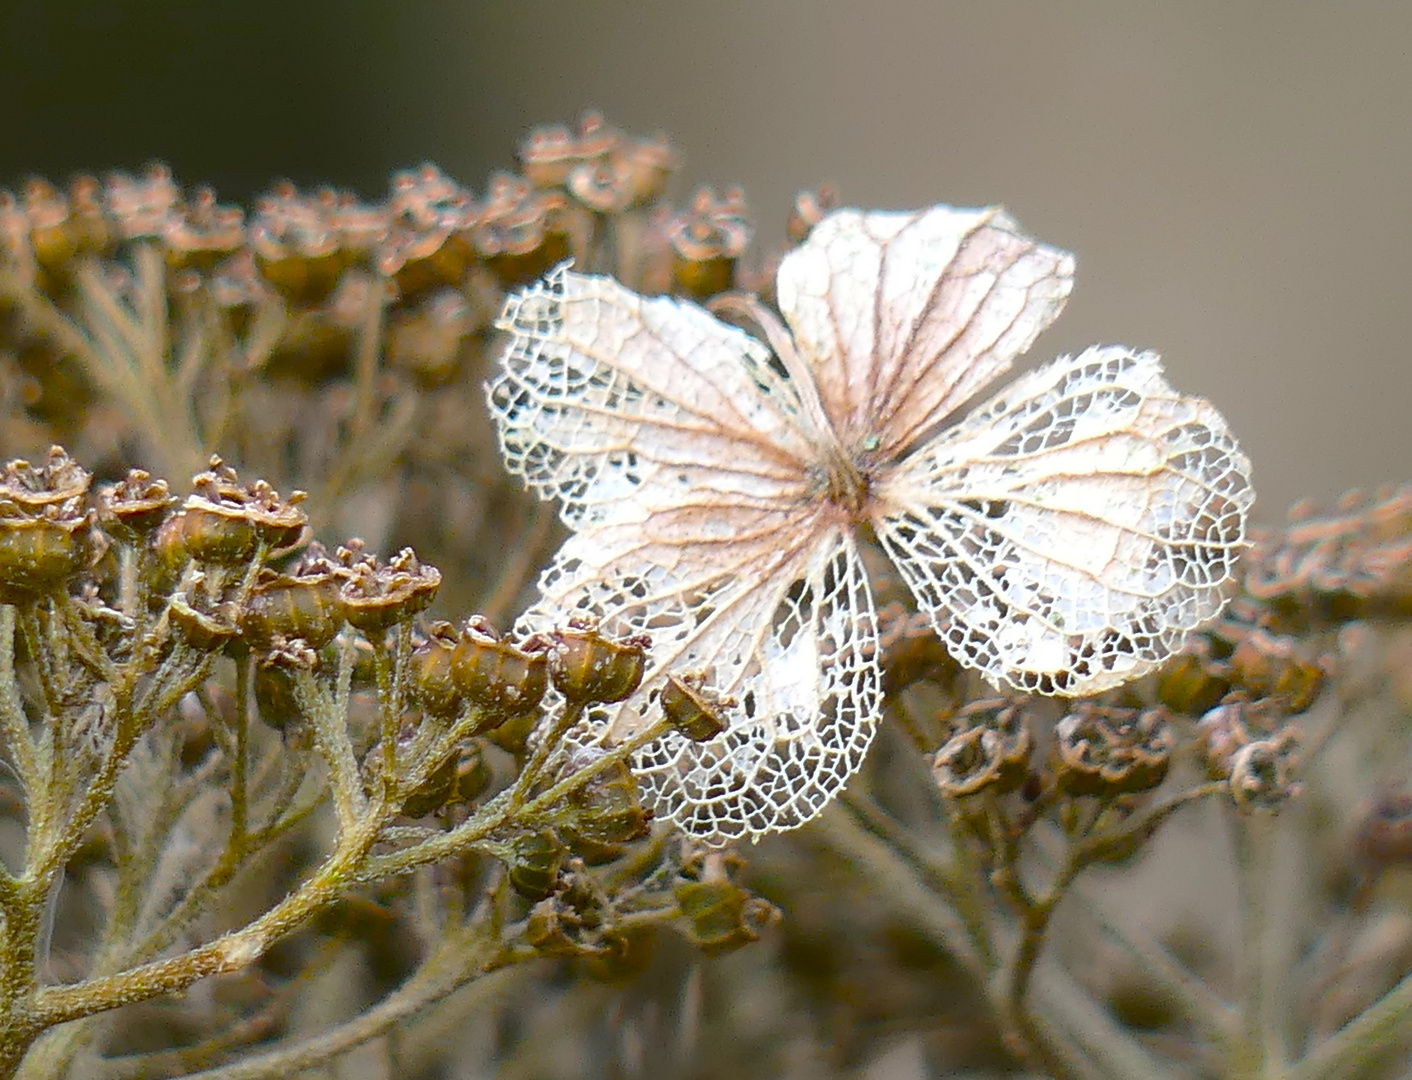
[1244, 483, 1412, 629]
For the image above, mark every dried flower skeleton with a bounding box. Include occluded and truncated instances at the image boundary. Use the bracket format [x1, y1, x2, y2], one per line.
[487, 205, 1254, 843]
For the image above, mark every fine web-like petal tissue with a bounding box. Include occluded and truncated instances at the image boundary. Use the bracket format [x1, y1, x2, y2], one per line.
[486, 204, 1254, 844]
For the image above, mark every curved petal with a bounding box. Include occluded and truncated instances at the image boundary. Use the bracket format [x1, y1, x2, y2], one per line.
[776, 206, 1074, 458]
[518, 518, 882, 844]
[872, 346, 1253, 695]
[487, 264, 820, 530]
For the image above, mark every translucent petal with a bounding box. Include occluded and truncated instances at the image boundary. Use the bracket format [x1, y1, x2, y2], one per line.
[776, 206, 1074, 458]
[517, 519, 882, 844]
[486, 264, 820, 530]
[872, 346, 1253, 695]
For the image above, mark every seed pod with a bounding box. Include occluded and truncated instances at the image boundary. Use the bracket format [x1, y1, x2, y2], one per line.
[241, 568, 343, 650]
[169, 591, 240, 652]
[410, 621, 463, 720]
[668, 186, 750, 300]
[548, 622, 649, 706]
[561, 749, 652, 850]
[659, 672, 730, 741]
[674, 880, 778, 957]
[518, 123, 580, 189]
[505, 830, 565, 901]
[253, 663, 302, 732]
[335, 544, 441, 633]
[96, 469, 177, 545]
[451, 616, 548, 726]
[931, 698, 1032, 798]
[526, 896, 581, 956]
[402, 752, 459, 818]
[1156, 640, 1232, 716]
[180, 458, 309, 562]
[1052, 705, 1175, 799]
[1227, 629, 1326, 714]
[1228, 734, 1301, 812]
[0, 446, 92, 509]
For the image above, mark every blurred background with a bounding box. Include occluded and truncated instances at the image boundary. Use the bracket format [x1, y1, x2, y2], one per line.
[1, 0, 1409, 519]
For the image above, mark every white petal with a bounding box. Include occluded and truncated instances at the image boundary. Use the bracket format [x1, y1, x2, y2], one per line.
[518, 520, 882, 844]
[872, 346, 1253, 695]
[776, 206, 1074, 458]
[487, 264, 820, 530]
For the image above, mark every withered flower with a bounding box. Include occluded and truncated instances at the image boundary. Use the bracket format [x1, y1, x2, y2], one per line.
[410, 621, 463, 721]
[1226, 628, 1327, 714]
[163, 187, 246, 273]
[674, 879, 779, 958]
[546, 620, 649, 706]
[659, 672, 731, 742]
[667, 185, 751, 299]
[0, 448, 94, 602]
[1228, 735, 1301, 813]
[250, 182, 353, 305]
[560, 747, 652, 849]
[104, 164, 181, 241]
[471, 174, 571, 288]
[333, 542, 441, 633]
[175, 457, 308, 565]
[449, 615, 548, 727]
[931, 697, 1032, 798]
[0, 446, 91, 508]
[168, 589, 240, 653]
[1052, 704, 1176, 799]
[239, 563, 344, 651]
[96, 469, 178, 544]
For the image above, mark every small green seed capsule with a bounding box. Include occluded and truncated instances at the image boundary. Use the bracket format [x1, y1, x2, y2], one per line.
[505, 831, 565, 901]
[451, 617, 548, 726]
[548, 623, 649, 705]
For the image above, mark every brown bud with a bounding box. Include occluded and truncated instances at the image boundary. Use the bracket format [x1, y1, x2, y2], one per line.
[241, 568, 343, 651]
[1156, 639, 1232, 716]
[0, 500, 92, 603]
[180, 457, 308, 563]
[96, 469, 177, 544]
[450, 616, 548, 725]
[931, 698, 1032, 798]
[253, 663, 302, 732]
[548, 622, 649, 705]
[674, 880, 778, 957]
[505, 830, 565, 901]
[335, 544, 441, 633]
[410, 621, 463, 720]
[561, 748, 652, 850]
[0, 447, 91, 509]
[518, 123, 580, 189]
[1228, 734, 1301, 812]
[668, 186, 751, 299]
[1052, 705, 1175, 799]
[659, 672, 730, 741]
[1227, 629, 1327, 714]
[402, 752, 459, 818]
[169, 591, 240, 652]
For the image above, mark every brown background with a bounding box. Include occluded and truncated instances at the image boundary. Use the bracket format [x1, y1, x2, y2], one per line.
[2, 0, 1409, 520]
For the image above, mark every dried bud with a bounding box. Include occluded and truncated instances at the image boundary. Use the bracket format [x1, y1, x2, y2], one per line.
[613, 133, 677, 208]
[786, 184, 838, 245]
[164, 187, 245, 272]
[931, 698, 1032, 798]
[0, 447, 91, 508]
[0, 504, 92, 603]
[505, 830, 565, 901]
[548, 622, 649, 705]
[179, 457, 308, 564]
[450, 616, 549, 725]
[1227, 629, 1327, 714]
[96, 469, 177, 544]
[659, 672, 730, 741]
[240, 566, 343, 650]
[105, 165, 180, 241]
[668, 186, 751, 299]
[251, 182, 353, 305]
[410, 621, 463, 720]
[1052, 705, 1176, 799]
[169, 590, 240, 652]
[401, 752, 459, 818]
[253, 663, 302, 732]
[471, 177, 570, 288]
[1156, 637, 1233, 716]
[518, 123, 580, 189]
[1228, 734, 1301, 812]
[380, 164, 478, 298]
[674, 880, 779, 957]
[525, 895, 581, 956]
[1196, 694, 1296, 781]
[561, 748, 652, 850]
[334, 543, 441, 633]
